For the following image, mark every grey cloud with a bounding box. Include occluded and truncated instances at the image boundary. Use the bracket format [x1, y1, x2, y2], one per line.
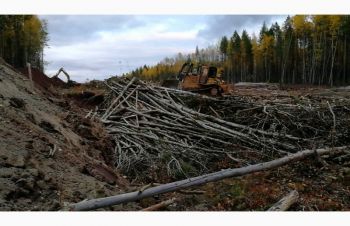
[45, 49, 179, 82]
[198, 15, 287, 39]
[41, 15, 200, 82]
[40, 15, 144, 45]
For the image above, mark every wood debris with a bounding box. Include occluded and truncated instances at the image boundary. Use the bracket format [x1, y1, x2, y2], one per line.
[94, 78, 310, 177]
[268, 190, 299, 211]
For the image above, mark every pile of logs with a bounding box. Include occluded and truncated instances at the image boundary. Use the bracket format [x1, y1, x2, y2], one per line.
[183, 90, 350, 148]
[94, 78, 311, 177]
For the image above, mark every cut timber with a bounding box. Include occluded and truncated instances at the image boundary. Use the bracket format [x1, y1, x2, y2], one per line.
[98, 78, 320, 177]
[156, 86, 218, 101]
[102, 77, 137, 120]
[69, 146, 347, 211]
[141, 198, 176, 211]
[268, 190, 299, 211]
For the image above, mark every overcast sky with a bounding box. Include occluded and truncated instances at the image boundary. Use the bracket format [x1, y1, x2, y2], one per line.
[40, 15, 286, 82]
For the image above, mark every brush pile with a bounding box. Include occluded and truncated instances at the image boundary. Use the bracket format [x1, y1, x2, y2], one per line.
[184, 91, 350, 150]
[93, 77, 349, 178]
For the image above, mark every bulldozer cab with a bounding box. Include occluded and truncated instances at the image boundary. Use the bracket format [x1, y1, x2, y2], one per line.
[178, 63, 217, 81]
[198, 66, 217, 85]
[177, 62, 193, 81]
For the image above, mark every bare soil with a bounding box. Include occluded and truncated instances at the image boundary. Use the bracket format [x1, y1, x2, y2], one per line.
[0, 60, 128, 211]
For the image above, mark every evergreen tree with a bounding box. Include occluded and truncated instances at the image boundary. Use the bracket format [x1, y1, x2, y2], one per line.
[219, 36, 228, 62]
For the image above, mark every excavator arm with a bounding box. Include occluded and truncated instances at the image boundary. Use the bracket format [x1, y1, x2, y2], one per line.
[52, 67, 71, 82]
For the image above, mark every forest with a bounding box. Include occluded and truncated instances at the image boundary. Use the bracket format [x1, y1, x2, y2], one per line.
[0, 15, 48, 70]
[128, 15, 350, 86]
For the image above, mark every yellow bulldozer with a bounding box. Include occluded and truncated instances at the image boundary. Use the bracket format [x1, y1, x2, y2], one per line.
[174, 62, 233, 96]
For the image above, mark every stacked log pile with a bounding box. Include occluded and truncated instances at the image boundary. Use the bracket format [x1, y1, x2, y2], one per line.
[90, 78, 350, 178]
[184, 91, 350, 149]
[94, 78, 342, 177]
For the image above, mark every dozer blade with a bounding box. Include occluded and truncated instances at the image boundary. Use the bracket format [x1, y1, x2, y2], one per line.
[161, 79, 180, 89]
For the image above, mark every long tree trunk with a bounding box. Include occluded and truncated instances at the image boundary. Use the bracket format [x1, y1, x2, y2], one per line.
[302, 36, 306, 84]
[329, 39, 338, 87]
[69, 146, 347, 211]
[321, 33, 327, 85]
[281, 34, 292, 85]
[343, 36, 347, 84]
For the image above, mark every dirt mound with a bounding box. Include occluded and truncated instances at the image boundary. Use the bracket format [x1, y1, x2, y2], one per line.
[0, 59, 128, 210]
[18, 67, 66, 90]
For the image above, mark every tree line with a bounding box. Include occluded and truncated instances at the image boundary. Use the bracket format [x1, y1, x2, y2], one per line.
[221, 15, 350, 86]
[128, 15, 350, 86]
[126, 45, 221, 82]
[0, 15, 48, 71]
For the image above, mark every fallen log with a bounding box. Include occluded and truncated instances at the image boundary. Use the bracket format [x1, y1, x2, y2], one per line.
[69, 146, 347, 211]
[141, 198, 176, 211]
[267, 190, 299, 211]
